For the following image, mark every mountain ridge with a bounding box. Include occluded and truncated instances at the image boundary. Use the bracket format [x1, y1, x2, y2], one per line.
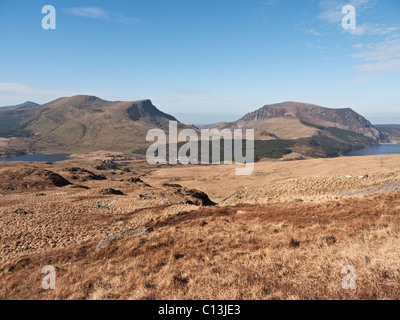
[0, 101, 40, 110]
[219, 101, 384, 141]
[0, 95, 183, 156]
[0, 97, 391, 159]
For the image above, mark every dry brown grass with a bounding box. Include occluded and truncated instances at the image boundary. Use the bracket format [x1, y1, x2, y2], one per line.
[2, 193, 400, 300]
[1, 155, 400, 300]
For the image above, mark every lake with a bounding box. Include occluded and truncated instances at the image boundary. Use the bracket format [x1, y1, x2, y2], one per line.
[346, 144, 400, 156]
[0, 153, 70, 162]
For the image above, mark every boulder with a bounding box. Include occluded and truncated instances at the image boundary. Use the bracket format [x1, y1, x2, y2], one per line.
[101, 188, 124, 195]
[96, 227, 154, 251]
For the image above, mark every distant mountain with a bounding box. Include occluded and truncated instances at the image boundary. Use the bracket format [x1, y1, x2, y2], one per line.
[196, 122, 230, 129]
[0, 95, 186, 156]
[1, 101, 40, 110]
[215, 101, 389, 158]
[0, 97, 391, 159]
[375, 124, 400, 143]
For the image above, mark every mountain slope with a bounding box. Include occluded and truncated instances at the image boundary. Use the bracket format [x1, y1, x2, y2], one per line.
[0, 95, 183, 156]
[221, 102, 382, 140]
[375, 125, 400, 143]
[217, 101, 388, 158]
[0, 101, 40, 110]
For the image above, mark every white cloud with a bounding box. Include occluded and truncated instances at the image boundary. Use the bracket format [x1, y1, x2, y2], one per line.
[351, 37, 400, 77]
[352, 38, 400, 62]
[306, 42, 325, 54]
[347, 23, 398, 36]
[318, 0, 398, 37]
[318, 0, 375, 24]
[64, 7, 141, 24]
[307, 28, 322, 36]
[357, 59, 400, 73]
[352, 43, 364, 49]
[65, 7, 109, 19]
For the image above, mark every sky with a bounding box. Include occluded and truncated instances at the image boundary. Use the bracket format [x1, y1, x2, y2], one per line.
[0, 0, 399, 124]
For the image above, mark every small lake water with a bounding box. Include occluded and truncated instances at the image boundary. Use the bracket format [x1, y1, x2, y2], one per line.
[0, 153, 70, 162]
[346, 144, 400, 156]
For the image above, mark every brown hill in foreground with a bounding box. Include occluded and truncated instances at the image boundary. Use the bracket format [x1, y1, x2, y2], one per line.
[2, 190, 400, 300]
[1, 155, 400, 299]
[0, 167, 71, 193]
[0, 95, 186, 156]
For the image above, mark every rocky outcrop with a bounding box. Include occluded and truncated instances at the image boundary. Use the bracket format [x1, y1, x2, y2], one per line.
[0, 167, 71, 193]
[100, 188, 124, 195]
[96, 227, 154, 251]
[65, 167, 106, 181]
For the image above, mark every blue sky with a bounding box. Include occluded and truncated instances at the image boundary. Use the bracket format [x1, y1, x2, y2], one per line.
[0, 0, 399, 124]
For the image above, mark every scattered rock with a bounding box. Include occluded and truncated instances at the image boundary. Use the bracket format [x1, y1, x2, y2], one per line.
[178, 199, 195, 205]
[162, 183, 183, 188]
[289, 238, 300, 248]
[66, 167, 106, 181]
[70, 185, 90, 190]
[13, 208, 33, 215]
[174, 253, 185, 260]
[160, 199, 170, 206]
[96, 227, 154, 251]
[138, 194, 156, 200]
[95, 160, 118, 171]
[324, 236, 337, 246]
[93, 200, 111, 209]
[138, 194, 148, 200]
[237, 210, 247, 215]
[341, 180, 400, 197]
[101, 188, 124, 195]
[183, 189, 216, 206]
[125, 177, 151, 187]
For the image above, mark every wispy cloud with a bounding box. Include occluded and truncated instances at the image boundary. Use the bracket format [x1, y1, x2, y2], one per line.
[352, 43, 364, 49]
[306, 42, 325, 54]
[307, 28, 322, 36]
[261, 0, 280, 6]
[64, 7, 141, 24]
[318, 0, 398, 37]
[347, 23, 398, 36]
[351, 37, 400, 78]
[318, 0, 376, 24]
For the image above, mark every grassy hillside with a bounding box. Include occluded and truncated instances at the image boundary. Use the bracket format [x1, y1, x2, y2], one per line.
[0, 96, 185, 156]
[298, 121, 377, 157]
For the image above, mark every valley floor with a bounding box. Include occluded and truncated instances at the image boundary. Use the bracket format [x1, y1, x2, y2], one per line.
[1, 154, 400, 299]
